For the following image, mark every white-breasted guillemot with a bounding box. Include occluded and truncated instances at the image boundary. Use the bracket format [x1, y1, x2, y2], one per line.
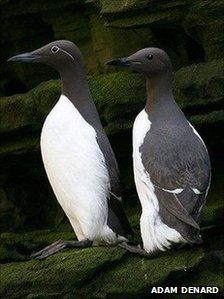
[8, 40, 133, 259]
[106, 48, 211, 256]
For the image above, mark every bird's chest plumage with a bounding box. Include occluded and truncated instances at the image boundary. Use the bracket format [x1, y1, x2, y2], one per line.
[132, 110, 155, 208]
[133, 110, 151, 171]
[40, 95, 110, 216]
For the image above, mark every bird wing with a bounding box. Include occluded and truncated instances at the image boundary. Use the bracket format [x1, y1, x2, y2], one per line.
[96, 130, 133, 236]
[140, 126, 211, 229]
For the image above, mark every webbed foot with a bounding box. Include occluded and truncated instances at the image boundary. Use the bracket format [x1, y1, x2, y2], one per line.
[119, 242, 152, 257]
[30, 239, 93, 260]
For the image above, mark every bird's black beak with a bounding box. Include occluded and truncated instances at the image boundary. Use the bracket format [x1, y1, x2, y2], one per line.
[7, 52, 41, 63]
[105, 58, 131, 67]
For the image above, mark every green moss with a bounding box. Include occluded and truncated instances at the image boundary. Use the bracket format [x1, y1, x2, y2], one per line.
[0, 229, 207, 298]
[0, 164, 223, 297]
[2, 233, 223, 298]
[99, 0, 138, 14]
[0, 151, 67, 232]
[201, 160, 224, 229]
[103, 9, 184, 28]
[89, 13, 156, 74]
[201, 201, 224, 229]
[184, 0, 224, 61]
[0, 233, 125, 298]
[98, 0, 185, 16]
[173, 59, 224, 108]
[89, 71, 145, 123]
[1, 59, 223, 156]
[80, 248, 204, 297]
[170, 250, 224, 291]
[0, 72, 142, 142]
[97, 0, 187, 29]
[41, 9, 96, 74]
[0, 1, 94, 92]
[1, 0, 224, 95]
[190, 110, 224, 126]
[1, 211, 224, 297]
[0, 80, 60, 135]
[0, 136, 40, 156]
[0, 230, 74, 263]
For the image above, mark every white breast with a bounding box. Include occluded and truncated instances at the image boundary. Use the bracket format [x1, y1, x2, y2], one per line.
[133, 109, 183, 253]
[41, 95, 116, 243]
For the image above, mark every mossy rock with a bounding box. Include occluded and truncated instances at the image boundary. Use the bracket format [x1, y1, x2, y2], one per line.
[81, 248, 204, 297]
[0, 230, 205, 298]
[0, 1, 94, 95]
[0, 80, 60, 136]
[98, 0, 186, 18]
[99, 4, 186, 29]
[0, 240, 125, 298]
[89, 13, 157, 73]
[0, 72, 144, 155]
[184, 0, 224, 61]
[1, 169, 223, 296]
[1, 60, 223, 137]
[189, 110, 224, 126]
[1, 59, 223, 142]
[0, 230, 75, 263]
[2, 0, 224, 96]
[173, 59, 224, 107]
[0, 227, 223, 298]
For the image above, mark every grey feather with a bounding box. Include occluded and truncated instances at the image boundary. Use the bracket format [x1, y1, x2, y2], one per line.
[96, 130, 134, 236]
[140, 103, 211, 242]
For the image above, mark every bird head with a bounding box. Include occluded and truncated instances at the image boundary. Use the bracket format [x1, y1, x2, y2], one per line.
[7, 40, 84, 72]
[105, 48, 172, 77]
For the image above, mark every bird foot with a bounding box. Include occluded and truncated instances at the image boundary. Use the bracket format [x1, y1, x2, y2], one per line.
[30, 239, 93, 260]
[119, 242, 151, 257]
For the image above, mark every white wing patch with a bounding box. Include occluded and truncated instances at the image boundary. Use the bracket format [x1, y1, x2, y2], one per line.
[161, 187, 183, 194]
[192, 188, 203, 194]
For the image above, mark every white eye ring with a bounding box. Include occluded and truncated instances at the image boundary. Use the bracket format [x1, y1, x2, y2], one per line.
[51, 46, 60, 54]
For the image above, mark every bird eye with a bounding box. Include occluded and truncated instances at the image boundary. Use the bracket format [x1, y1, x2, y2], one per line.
[147, 54, 153, 60]
[51, 46, 59, 54]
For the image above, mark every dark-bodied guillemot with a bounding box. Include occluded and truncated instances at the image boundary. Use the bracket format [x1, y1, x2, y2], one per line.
[8, 40, 133, 259]
[106, 48, 211, 256]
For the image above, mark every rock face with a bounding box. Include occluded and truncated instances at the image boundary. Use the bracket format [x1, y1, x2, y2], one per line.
[0, 0, 224, 297]
[0, 223, 224, 298]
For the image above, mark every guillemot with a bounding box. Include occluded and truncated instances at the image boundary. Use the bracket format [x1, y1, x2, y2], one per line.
[8, 40, 133, 259]
[106, 48, 211, 255]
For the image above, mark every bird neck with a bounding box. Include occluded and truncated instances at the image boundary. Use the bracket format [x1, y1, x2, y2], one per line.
[59, 64, 102, 128]
[145, 72, 174, 113]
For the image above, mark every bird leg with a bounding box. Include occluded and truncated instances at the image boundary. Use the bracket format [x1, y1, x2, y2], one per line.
[119, 242, 152, 257]
[30, 239, 93, 260]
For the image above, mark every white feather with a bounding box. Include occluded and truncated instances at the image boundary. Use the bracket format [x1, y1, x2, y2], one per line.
[188, 122, 210, 195]
[41, 95, 122, 244]
[188, 121, 207, 149]
[161, 188, 183, 194]
[192, 188, 202, 195]
[133, 109, 185, 253]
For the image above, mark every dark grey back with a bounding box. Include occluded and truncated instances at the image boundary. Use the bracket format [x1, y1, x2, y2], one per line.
[140, 98, 211, 243]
